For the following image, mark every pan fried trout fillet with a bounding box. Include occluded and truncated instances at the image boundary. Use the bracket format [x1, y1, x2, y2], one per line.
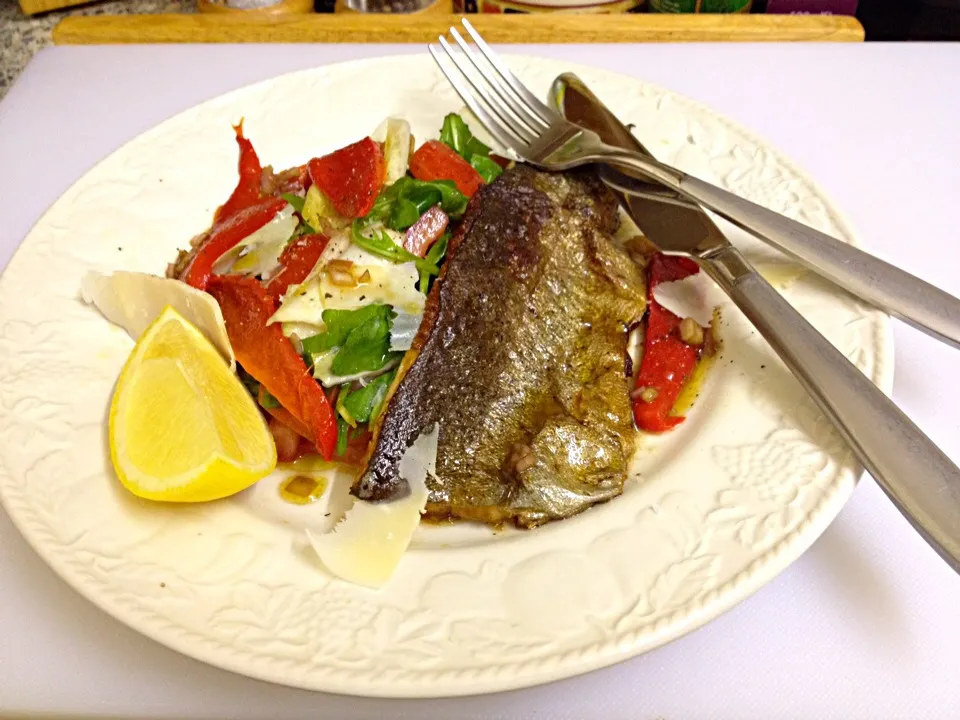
[355, 165, 646, 528]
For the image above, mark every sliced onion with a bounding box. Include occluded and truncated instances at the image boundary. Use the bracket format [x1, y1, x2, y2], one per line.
[327, 258, 354, 272]
[325, 258, 358, 288]
[326, 269, 356, 288]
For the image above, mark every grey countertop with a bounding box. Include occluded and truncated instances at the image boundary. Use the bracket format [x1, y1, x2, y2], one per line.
[0, 0, 196, 100]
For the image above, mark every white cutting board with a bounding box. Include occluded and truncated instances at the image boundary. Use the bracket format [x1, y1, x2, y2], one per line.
[1, 43, 960, 719]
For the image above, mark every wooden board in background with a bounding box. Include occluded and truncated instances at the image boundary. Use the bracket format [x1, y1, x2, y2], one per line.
[52, 13, 865, 44]
[19, 0, 83, 15]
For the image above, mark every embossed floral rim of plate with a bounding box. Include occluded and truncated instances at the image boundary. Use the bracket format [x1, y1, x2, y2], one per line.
[0, 55, 891, 697]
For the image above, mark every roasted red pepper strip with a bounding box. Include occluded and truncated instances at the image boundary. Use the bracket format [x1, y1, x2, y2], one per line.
[215, 122, 263, 223]
[410, 140, 485, 198]
[180, 196, 286, 290]
[633, 254, 702, 433]
[307, 137, 385, 218]
[403, 206, 449, 257]
[207, 275, 338, 460]
[265, 233, 329, 301]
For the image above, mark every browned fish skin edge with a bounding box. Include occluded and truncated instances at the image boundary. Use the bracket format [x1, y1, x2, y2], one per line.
[351, 194, 484, 503]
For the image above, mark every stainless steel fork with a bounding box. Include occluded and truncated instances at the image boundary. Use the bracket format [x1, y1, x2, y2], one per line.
[429, 19, 960, 351]
[430, 20, 960, 574]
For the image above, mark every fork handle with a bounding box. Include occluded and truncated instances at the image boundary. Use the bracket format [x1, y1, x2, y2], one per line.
[601, 152, 960, 350]
[702, 246, 960, 573]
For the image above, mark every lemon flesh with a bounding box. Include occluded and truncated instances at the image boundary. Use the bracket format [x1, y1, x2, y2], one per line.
[110, 306, 276, 502]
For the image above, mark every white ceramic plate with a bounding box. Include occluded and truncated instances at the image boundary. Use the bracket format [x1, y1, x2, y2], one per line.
[0, 55, 891, 697]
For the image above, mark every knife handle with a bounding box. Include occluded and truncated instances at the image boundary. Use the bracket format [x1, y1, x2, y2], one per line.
[703, 245, 960, 573]
[600, 152, 960, 350]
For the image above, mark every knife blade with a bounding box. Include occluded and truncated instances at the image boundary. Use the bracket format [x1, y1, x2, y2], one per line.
[549, 72, 729, 258]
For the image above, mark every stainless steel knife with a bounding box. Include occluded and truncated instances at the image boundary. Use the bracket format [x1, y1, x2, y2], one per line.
[550, 72, 960, 351]
[551, 71, 960, 574]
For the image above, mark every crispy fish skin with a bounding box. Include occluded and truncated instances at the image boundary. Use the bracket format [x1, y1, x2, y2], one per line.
[355, 165, 647, 527]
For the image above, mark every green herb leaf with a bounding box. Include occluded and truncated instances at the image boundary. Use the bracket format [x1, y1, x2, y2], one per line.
[342, 371, 395, 425]
[335, 385, 356, 427]
[300, 304, 391, 355]
[418, 233, 449, 293]
[425, 232, 449, 264]
[238, 366, 260, 399]
[351, 222, 417, 263]
[331, 311, 400, 376]
[405, 184, 444, 216]
[440, 113, 471, 157]
[364, 178, 465, 233]
[259, 390, 280, 410]
[470, 154, 503, 184]
[369, 375, 395, 424]
[440, 113, 492, 163]
[386, 197, 421, 231]
[281, 192, 306, 214]
[465, 136, 492, 160]
[335, 415, 350, 456]
[302, 304, 401, 377]
[429, 180, 468, 218]
[363, 180, 404, 226]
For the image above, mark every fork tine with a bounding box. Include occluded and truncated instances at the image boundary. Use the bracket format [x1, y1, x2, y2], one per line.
[461, 19, 556, 125]
[437, 36, 537, 146]
[448, 28, 548, 134]
[428, 43, 525, 155]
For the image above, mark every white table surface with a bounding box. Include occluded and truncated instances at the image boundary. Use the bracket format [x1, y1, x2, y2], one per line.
[1, 42, 959, 719]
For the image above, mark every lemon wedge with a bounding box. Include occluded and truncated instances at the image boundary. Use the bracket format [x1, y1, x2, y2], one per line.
[109, 306, 276, 502]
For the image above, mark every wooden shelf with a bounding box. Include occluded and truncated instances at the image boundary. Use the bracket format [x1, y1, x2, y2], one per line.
[52, 13, 865, 45]
[19, 0, 83, 15]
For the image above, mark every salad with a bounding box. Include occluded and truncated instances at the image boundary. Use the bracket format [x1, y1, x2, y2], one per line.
[167, 112, 508, 467]
[83, 109, 714, 586]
